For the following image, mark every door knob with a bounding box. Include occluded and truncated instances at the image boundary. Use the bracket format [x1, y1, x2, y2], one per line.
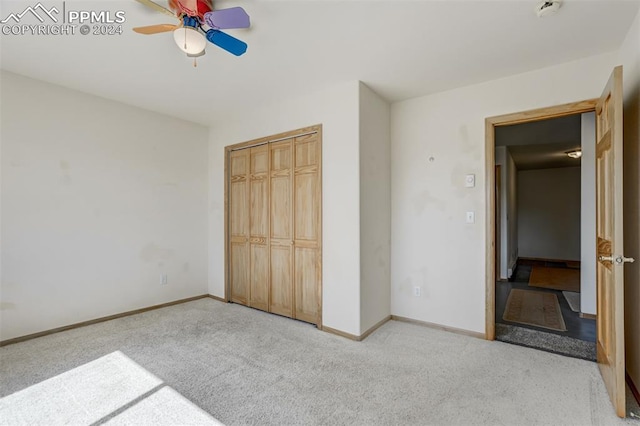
[599, 255, 635, 264]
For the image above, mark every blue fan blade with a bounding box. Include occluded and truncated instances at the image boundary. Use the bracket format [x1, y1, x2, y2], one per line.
[204, 7, 250, 29]
[206, 30, 247, 56]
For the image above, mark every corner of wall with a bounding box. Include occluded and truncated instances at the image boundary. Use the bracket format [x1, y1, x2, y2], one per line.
[358, 82, 392, 335]
[207, 126, 220, 298]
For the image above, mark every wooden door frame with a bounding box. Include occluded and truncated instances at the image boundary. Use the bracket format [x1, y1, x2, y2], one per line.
[484, 100, 597, 340]
[224, 124, 323, 328]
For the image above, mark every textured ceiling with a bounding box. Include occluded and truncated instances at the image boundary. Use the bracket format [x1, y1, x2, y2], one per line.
[1, 0, 638, 124]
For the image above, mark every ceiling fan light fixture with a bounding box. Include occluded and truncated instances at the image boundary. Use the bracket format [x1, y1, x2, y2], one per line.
[566, 149, 582, 159]
[535, 1, 561, 18]
[187, 49, 206, 58]
[173, 27, 207, 55]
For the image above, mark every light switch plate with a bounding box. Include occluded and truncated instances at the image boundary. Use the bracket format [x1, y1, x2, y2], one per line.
[466, 211, 475, 224]
[465, 174, 475, 188]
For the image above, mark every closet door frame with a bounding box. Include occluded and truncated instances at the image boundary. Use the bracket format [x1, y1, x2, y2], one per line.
[224, 124, 322, 328]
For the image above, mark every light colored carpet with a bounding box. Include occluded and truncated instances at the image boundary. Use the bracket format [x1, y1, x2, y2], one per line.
[104, 386, 221, 426]
[0, 351, 221, 425]
[529, 266, 581, 292]
[0, 299, 635, 425]
[564, 291, 581, 313]
[503, 289, 567, 332]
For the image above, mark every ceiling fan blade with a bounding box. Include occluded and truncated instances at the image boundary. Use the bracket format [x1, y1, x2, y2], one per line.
[204, 7, 250, 29]
[133, 24, 179, 34]
[134, 0, 177, 18]
[206, 30, 247, 56]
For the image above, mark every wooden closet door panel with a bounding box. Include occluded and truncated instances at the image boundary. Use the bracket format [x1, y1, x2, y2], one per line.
[270, 176, 291, 239]
[230, 181, 248, 237]
[293, 134, 320, 242]
[250, 244, 268, 311]
[230, 242, 249, 304]
[229, 150, 250, 305]
[294, 172, 319, 241]
[250, 178, 268, 237]
[292, 133, 321, 324]
[271, 142, 291, 172]
[270, 245, 292, 317]
[294, 247, 319, 323]
[294, 133, 319, 168]
[249, 146, 269, 311]
[269, 140, 294, 317]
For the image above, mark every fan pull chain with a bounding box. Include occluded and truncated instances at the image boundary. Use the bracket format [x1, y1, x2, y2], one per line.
[184, 27, 187, 50]
[193, 57, 197, 68]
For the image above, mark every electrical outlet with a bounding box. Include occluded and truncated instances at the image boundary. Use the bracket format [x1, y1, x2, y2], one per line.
[160, 273, 168, 285]
[465, 174, 475, 188]
[414, 286, 421, 297]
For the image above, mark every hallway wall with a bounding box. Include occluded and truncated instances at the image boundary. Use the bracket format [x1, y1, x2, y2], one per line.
[580, 113, 596, 316]
[517, 167, 581, 262]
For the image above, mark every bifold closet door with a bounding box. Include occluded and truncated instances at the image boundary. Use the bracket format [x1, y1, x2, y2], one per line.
[293, 133, 321, 323]
[249, 145, 269, 311]
[269, 140, 294, 317]
[229, 149, 250, 305]
[228, 129, 321, 326]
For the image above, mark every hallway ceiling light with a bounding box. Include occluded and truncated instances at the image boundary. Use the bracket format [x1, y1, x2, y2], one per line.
[566, 149, 582, 159]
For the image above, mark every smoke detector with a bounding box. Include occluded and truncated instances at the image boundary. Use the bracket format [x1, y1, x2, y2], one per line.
[535, 1, 561, 17]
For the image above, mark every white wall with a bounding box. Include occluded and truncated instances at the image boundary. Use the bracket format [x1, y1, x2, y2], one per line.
[495, 147, 508, 280]
[0, 71, 209, 341]
[580, 112, 596, 315]
[390, 52, 616, 334]
[506, 152, 518, 274]
[618, 9, 640, 394]
[495, 147, 518, 280]
[208, 81, 362, 336]
[517, 167, 581, 261]
[359, 82, 391, 334]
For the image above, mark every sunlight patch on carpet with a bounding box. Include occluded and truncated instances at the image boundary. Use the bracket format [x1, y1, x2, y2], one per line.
[0, 351, 221, 426]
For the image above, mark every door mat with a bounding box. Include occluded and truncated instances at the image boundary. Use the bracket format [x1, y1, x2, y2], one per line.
[495, 324, 594, 361]
[563, 291, 580, 313]
[503, 289, 567, 332]
[529, 266, 580, 292]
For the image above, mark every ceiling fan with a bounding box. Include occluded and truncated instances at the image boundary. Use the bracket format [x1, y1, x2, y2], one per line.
[133, 0, 250, 65]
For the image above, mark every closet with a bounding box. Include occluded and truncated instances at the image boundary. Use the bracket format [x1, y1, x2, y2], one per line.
[226, 126, 322, 326]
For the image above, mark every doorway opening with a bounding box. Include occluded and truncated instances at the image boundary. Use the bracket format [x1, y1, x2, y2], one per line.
[485, 68, 637, 418]
[492, 112, 596, 361]
[484, 99, 598, 343]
